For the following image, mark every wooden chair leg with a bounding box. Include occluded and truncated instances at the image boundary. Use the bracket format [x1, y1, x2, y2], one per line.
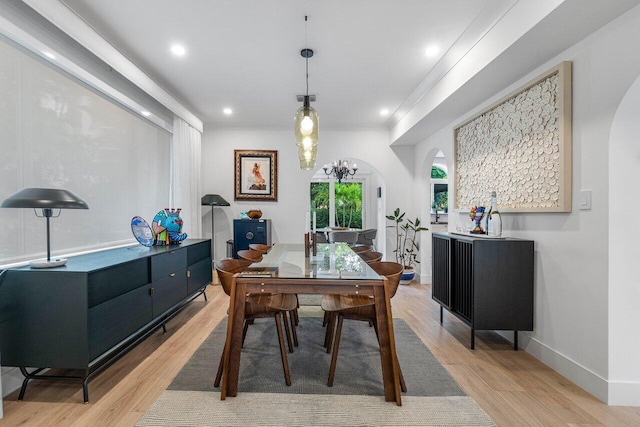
[325, 312, 336, 353]
[242, 319, 250, 346]
[322, 311, 329, 327]
[327, 314, 344, 387]
[289, 311, 298, 347]
[214, 342, 226, 388]
[283, 310, 294, 353]
[398, 361, 407, 393]
[274, 313, 291, 386]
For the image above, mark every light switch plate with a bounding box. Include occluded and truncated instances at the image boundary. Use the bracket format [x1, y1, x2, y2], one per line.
[580, 190, 592, 210]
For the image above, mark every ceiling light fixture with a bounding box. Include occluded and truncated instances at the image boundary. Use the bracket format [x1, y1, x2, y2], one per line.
[425, 44, 440, 57]
[223, 108, 233, 115]
[380, 108, 390, 116]
[141, 110, 151, 117]
[170, 44, 186, 57]
[323, 160, 358, 184]
[294, 15, 318, 171]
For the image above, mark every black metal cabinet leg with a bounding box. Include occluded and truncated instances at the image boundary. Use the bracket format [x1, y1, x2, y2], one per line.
[439, 306, 443, 323]
[470, 328, 475, 350]
[514, 330, 518, 351]
[83, 377, 90, 403]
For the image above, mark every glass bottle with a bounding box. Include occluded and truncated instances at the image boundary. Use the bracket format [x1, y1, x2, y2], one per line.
[486, 191, 502, 237]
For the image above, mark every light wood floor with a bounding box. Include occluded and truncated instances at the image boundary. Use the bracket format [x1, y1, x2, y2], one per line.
[2, 282, 640, 426]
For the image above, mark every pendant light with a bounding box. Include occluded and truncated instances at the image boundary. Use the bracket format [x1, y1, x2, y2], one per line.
[294, 15, 318, 170]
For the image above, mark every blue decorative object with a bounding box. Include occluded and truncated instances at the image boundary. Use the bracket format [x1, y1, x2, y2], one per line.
[152, 208, 187, 245]
[131, 216, 154, 247]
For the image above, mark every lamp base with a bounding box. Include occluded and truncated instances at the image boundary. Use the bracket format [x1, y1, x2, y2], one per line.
[29, 258, 67, 268]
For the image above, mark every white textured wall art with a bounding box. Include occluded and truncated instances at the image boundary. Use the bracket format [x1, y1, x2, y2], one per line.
[454, 62, 572, 212]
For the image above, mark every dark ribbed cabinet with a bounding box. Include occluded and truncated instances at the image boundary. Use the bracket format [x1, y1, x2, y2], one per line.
[431, 232, 534, 350]
[0, 239, 212, 402]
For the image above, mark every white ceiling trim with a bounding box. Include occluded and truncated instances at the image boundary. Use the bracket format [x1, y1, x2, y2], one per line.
[0, 11, 173, 133]
[21, 0, 204, 133]
[389, 0, 565, 145]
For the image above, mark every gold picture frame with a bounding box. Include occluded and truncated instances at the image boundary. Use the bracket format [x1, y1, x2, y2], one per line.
[234, 150, 278, 201]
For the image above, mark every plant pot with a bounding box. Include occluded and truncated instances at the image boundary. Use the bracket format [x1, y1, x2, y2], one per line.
[400, 267, 415, 285]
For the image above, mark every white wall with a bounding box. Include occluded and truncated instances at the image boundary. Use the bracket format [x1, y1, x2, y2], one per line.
[414, 5, 640, 405]
[200, 128, 417, 266]
[609, 73, 640, 405]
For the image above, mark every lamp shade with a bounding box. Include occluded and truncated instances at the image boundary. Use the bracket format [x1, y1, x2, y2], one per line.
[201, 194, 230, 206]
[294, 103, 319, 170]
[1, 188, 89, 209]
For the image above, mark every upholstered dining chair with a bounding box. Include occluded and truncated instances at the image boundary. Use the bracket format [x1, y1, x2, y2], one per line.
[248, 243, 271, 254]
[214, 259, 298, 387]
[358, 250, 383, 264]
[356, 228, 377, 248]
[328, 230, 359, 245]
[321, 261, 406, 391]
[237, 249, 263, 263]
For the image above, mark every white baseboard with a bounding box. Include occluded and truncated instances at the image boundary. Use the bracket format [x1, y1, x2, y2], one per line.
[497, 331, 610, 404]
[1, 367, 24, 398]
[607, 381, 640, 406]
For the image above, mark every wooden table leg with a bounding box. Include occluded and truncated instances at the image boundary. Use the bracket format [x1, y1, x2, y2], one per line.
[221, 276, 246, 399]
[373, 280, 402, 406]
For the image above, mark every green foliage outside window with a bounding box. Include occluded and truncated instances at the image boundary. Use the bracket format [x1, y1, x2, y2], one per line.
[310, 182, 362, 229]
[431, 165, 447, 179]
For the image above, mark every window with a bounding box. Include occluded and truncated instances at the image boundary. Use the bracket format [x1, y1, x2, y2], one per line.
[310, 181, 363, 228]
[0, 36, 170, 266]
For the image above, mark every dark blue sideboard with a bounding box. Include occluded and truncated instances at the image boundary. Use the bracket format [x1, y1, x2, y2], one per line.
[0, 239, 212, 402]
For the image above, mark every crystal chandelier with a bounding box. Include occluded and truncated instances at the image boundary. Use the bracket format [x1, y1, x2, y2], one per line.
[323, 160, 358, 183]
[294, 16, 318, 170]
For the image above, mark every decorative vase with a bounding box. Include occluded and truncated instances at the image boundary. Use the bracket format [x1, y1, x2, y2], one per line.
[400, 267, 415, 285]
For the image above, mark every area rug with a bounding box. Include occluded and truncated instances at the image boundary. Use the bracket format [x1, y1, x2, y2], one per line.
[137, 313, 495, 426]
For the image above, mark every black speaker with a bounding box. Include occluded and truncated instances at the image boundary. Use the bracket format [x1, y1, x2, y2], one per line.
[377, 187, 382, 198]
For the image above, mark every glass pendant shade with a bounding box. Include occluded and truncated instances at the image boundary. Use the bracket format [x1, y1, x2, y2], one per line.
[294, 103, 319, 170]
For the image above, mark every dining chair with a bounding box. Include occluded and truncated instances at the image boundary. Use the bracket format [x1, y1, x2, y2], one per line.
[315, 231, 328, 243]
[356, 228, 377, 248]
[248, 243, 271, 254]
[350, 245, 372, 254]
[240, 247, 301, 331]
[214, 259, 298, 387]
[321, 261, 406, 391]
[328, 230, 359, 245]
[358, 250, 383, 264]
[237, 249, 264, 263]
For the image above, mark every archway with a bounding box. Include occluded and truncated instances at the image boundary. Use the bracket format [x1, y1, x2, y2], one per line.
[608, 72, 640, 402]
[418, 148, 453, 283]
[311, 158, 386, 256]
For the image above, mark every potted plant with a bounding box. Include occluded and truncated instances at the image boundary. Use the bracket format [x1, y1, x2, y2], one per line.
[386, 208, 428, 284]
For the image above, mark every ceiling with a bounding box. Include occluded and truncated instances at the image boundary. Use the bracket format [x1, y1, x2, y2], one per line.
[39, 0, 640, 138]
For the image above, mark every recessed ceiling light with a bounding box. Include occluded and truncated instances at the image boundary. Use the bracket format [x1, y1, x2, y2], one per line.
[380, 108, 389, 116]
[42, 51, 56, 60]
[141, 110, 151, 117]
[223, 108, 233, 115]
[424, 44, 440, 57]
[170, 44, 186, 57]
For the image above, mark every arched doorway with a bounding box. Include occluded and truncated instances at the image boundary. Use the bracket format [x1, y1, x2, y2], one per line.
[419, 149, 452, 283]
[310, 158, 386, 256]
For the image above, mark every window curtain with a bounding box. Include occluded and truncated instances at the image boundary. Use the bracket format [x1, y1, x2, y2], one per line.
[172, 117, 202, 239]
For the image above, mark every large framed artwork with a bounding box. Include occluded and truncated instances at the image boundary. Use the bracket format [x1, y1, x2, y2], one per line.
[234, 150, 278, 201]
[454, 61, 572, 212]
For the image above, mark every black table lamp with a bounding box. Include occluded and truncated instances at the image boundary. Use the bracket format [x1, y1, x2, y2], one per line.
[201, 194, 230, 260]
[1, 188, 89, 268]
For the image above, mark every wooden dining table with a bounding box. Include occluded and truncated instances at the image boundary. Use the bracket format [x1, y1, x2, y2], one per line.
[219, 242, 402, 405]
